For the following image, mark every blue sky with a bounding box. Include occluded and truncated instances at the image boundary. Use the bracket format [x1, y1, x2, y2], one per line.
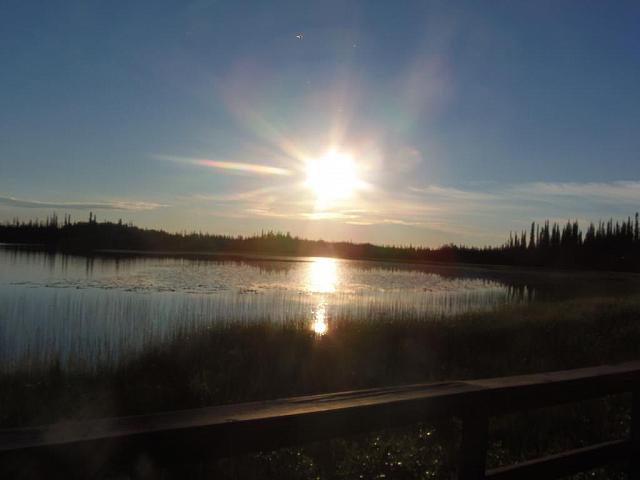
[1, 1, 639, 246]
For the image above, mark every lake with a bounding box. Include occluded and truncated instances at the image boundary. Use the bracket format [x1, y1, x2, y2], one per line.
[1, 246, 638, 372]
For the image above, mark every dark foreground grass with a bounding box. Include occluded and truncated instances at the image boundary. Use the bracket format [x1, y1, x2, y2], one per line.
[2, 296, 640, 478]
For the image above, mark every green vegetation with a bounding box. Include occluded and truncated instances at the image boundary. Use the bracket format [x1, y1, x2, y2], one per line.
[2, 296, 640, 478]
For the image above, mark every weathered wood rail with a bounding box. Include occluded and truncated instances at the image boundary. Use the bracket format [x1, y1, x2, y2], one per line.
[1, 362, 640, 478]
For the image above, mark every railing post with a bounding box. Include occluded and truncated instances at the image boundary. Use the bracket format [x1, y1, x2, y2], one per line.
[458, 411, 489, 480]
[631, 390, 640, 480]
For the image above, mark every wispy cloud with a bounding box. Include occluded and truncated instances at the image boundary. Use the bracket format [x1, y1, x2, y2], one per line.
[154, 154, 293, 176]
[0, 196, 166, 211]
[191, 186, 279, 202]
[410, 180, 640, 209]
[409, 185, 497, 202]
[196, 159, 292, 176]
[508, 181, 640, 204]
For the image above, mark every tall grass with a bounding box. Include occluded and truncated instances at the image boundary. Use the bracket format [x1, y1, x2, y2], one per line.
[2, 295, 640, 426]
[0, 282, 524, 373]
[2, 296, 640, 478]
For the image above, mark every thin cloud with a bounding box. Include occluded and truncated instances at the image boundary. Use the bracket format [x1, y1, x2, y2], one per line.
[382, 219, 422, 226]
[409, 185, 497, 201]
[509, 181, 640, 204]
[0, 196, 166, 211]
[154, 154, 293, 176]
[191, 186, 280, 202]
[196, 159, 292, 176]
[410, 181, 640, 207]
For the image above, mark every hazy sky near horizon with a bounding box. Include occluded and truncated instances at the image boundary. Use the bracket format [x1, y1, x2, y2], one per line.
[1, 1, 640, 246]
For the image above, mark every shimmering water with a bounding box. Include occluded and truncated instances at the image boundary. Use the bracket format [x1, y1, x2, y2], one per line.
[1, 246, 635, 371]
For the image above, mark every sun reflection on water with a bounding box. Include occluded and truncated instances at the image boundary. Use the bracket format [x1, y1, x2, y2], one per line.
[306, 257, 337, 293]
[306, 257, 338, 335]
[311, 303, 328, 335]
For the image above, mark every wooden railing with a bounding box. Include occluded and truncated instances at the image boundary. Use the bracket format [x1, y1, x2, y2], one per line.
[2, 362, 640, 479]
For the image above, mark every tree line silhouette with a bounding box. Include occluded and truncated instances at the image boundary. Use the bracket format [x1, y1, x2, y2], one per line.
[1, 212, 640, 271]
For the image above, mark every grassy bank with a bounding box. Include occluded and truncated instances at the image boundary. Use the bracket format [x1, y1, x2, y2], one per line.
[4, 295, 640, 427]
[2, 296, 640, 478]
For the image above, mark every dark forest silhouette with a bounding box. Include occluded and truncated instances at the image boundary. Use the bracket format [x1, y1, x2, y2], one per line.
[1, 212, 640, 271]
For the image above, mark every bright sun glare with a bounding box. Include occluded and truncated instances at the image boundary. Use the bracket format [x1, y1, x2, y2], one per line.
[305, 151, 361, 209]
[306, 257, 338, 335]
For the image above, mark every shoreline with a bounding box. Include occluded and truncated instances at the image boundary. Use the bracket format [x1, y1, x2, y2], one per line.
[2, 242, 639, 278]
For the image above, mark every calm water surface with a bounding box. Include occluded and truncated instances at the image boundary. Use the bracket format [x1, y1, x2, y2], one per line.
[0, 246, 636, 371]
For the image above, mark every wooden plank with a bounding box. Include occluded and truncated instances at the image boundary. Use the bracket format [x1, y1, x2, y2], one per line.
[1, 361, 639, 463]
[486, 439, 630, 480]
[0, 381, 482, 459]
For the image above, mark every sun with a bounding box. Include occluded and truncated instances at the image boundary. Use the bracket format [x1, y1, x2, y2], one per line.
[305, 150, 362, 209]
